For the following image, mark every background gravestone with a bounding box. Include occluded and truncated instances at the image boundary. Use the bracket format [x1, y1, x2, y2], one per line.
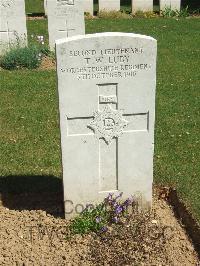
[160, 0, 181, 11]
[44, 0, 48, 15]
[83, 0, 93, 15]
[0, 0, 27, 55]
[56, 32, 157, 218]
[47, 0, 85, 51]
[99, 0, 120, 12]
[132, 0, 153, 12]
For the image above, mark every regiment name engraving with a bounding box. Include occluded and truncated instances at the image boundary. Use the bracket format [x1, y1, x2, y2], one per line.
[60, 46, 152, 80]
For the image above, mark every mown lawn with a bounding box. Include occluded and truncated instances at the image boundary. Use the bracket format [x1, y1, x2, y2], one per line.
[25, 0, 44, 14]
[0, 18, 200, 222]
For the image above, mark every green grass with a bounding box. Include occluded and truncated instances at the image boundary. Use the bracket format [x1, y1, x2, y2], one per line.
[25, 0, 44, 14]
[0, 18, 200, 223]
[0, 70, 60, 176]
[27, 19, 49, 46]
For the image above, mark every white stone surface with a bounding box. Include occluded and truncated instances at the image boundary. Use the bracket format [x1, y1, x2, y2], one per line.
[160, 0, 181, 11]
[99, 0, 120, 12]
[47, 0, 85, 51]
[44, 0, 48, 15]
[132, 0, 153, 12]
[56, 32, 157, 218]
[0, 0, 27, 54]
[83, 0, 93, 15]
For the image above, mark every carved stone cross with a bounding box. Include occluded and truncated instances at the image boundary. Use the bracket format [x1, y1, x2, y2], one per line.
[0, 21, 15, 47]
[67, 83, 149, 192]
[58, 20, 75, 38]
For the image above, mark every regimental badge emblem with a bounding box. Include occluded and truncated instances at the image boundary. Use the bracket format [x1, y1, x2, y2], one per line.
[88, 105, 129, 145]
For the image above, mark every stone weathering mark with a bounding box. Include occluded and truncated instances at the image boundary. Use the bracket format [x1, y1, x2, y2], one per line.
[88, 105, 129, 145]
[1, 0, 14, 8]
[57, 0, 74, 6]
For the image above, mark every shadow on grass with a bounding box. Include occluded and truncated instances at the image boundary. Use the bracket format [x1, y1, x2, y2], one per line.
[0, 175, 64, 218]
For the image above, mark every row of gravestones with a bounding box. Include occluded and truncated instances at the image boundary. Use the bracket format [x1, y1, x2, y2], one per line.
[0, 0, 157, 219]
[0, 0, 180, 54]
[44, 0, 181, 15]
[0, 0, 85, 54]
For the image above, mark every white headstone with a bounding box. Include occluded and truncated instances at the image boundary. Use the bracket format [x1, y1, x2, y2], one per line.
[83, 0, 93, 15]
[0, 0, 27, 55]
[99, 0, 120, 12]
[160, 0, 181, 11]
[56, 32, 157, 218]
[132, 0, 153, 12]
[44, 0, 48, 15]
[47, 0, 85, 51]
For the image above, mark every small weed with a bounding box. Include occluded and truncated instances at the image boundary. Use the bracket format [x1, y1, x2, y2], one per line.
[161, 6, 190, 18]
[177, 6, 190, 17]
[161, 6, 177, 17]
[84, 12, 94, 20]
[191, 8, 200, 16]
[30, 34, 49, 51]
[98, 10, 131, 19]
[70, 193, 135, 235]
[0, 35, 50, 70]
[133, 10, 158, 18]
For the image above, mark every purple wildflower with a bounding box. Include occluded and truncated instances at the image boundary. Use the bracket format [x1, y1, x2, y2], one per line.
[112, 216, 119, 223]
[112, 201, 118, 207]
[114, 192, 123, 201]
[106, 193, 114, 201]
[115, 205, 123, 214]
[123, 198, 132, 207]
[100, 226, 108, 233]
[95, 216, 101, 223]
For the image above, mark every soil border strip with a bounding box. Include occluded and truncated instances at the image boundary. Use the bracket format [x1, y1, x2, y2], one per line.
[167, 188, 200, 258]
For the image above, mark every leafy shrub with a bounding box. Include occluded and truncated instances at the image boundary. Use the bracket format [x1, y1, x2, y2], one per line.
[161, 6, 177, 17]
[70, 192, 135, 235]
[133, 10, 158, 18]
[98, 10, 131, 19]
[161, 6, 190, 17]
[0, 45, 49, 70]
[84, 12, 94, 20]
[191, 8, 200, 16]
[177, 6, 190, 17]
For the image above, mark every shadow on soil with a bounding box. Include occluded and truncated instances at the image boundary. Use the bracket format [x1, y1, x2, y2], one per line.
[0, 175, 64, 218]
[167, 188, 200, 258]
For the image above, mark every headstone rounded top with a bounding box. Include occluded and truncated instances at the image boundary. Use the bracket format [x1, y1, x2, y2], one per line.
[56, 32, 157, 45]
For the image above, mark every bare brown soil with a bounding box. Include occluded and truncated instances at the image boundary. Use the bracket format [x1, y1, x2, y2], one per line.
[27, 16, 46, 20]
[0, 191, 199, 265]
[39, 56, 56, 70]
